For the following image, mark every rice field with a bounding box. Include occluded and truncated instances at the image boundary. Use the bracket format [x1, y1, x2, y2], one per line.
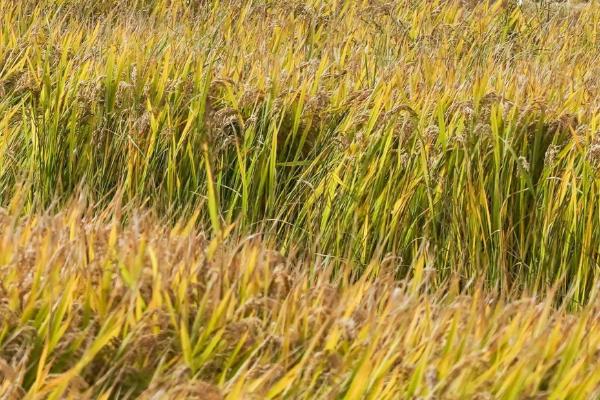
[1, 0, 600, 398]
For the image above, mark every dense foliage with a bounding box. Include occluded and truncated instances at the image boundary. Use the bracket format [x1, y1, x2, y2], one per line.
[1, 0, 599, 398]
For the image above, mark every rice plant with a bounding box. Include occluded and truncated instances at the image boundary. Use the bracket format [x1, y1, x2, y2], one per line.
[1, 203, 600, 399]
[1, 0, 599, 398]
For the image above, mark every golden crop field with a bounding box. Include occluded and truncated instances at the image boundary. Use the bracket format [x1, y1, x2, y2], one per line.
[0, 0, 599, 398]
